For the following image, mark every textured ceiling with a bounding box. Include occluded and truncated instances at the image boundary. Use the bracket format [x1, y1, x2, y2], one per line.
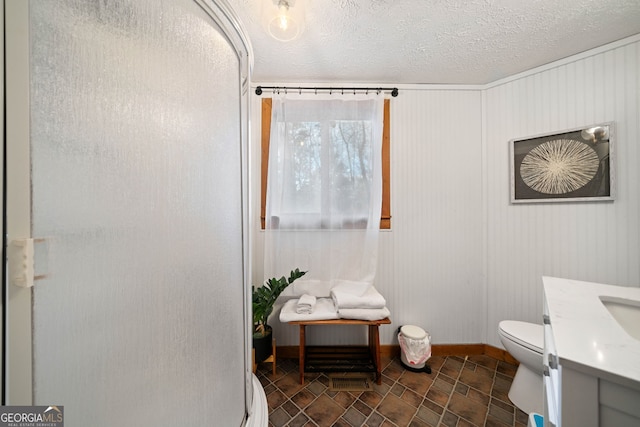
[225, 0, 640, 85]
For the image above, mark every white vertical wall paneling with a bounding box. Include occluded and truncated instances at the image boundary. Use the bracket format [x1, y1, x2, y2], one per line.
[384, 90, 484, 346]
[250, 90, 484, 347]
[484, 39, 640, 348]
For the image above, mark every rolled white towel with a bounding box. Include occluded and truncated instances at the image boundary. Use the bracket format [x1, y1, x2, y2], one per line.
[279, 298, 339, 322]
[296, 294, 317, 314]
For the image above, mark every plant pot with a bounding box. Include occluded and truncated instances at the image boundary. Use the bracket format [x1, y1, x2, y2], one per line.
[252, 325, 273, 363]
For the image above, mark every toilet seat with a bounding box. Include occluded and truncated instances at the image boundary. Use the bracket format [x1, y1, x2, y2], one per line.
[499, 320, 543, 354]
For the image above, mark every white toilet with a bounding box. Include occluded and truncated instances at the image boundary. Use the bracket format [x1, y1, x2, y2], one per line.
[498, 320, 544, 415]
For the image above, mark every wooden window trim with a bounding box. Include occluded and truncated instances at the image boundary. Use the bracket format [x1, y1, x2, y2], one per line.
[261, 98, 391, 229]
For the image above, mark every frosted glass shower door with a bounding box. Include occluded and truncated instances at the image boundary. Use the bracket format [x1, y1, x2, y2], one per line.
[5, 0, 250, 426]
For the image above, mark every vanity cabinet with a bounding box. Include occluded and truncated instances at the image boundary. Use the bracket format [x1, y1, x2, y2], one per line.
[542, 303, 559, 426]
[543, 280, 640, 427]
[543, 300, 598, 427]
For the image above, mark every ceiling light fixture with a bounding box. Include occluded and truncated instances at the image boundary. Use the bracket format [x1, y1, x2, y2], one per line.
[264, 0, 305, 42]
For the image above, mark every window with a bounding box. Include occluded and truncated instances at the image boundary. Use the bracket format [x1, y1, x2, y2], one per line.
[261, 98, 391, 229]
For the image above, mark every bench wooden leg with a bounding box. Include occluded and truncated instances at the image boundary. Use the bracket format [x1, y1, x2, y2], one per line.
[370, 324, 382, 385]
[272, 338, 277, 376]
[299, 325, 306, 384]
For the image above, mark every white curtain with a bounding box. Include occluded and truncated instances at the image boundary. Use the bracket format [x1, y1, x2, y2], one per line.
[264, 94, 384, 292]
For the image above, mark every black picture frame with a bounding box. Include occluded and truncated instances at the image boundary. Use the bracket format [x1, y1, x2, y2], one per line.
[510, 123, 615, 203]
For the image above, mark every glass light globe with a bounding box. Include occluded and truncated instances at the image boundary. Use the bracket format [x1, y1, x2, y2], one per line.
[268, 13, 300, 41]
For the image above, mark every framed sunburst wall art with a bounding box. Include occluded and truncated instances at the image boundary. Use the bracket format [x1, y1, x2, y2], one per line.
[510, 123, 615, 203]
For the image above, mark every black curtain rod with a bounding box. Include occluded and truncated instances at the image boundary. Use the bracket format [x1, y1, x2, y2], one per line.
[255, 86, 399, 97]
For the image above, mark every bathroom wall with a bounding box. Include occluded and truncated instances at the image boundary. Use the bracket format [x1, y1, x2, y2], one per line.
[250, 34, 640, 349]
[250, 89, 485, 346]
[483, 36, 640, 347]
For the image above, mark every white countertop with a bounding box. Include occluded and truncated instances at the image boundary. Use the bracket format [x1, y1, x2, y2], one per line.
[543, 276, 640, 387]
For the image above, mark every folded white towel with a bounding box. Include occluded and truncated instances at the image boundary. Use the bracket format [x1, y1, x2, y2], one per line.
[331, 280, 371, 296]
[279, 298, 340, 322]
[296, 294, 317, 314]
[338, 306, 391, 321]
[331, 285, 386, 309]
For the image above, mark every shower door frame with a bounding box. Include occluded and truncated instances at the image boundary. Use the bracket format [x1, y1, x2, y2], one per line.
[4, 0, 32, 405]
[192, 0, 255, 416]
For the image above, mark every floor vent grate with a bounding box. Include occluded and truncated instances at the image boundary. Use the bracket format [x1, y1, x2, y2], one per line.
[328, 374, 373, 392]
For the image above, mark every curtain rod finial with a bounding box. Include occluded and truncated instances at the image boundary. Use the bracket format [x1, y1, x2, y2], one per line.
[255, 86, 263, 95]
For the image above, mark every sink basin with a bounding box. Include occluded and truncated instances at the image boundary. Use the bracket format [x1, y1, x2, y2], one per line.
[600, 296, 640, 341]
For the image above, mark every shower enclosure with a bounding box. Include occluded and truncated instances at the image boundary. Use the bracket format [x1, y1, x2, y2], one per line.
[3, 0, 255, 425]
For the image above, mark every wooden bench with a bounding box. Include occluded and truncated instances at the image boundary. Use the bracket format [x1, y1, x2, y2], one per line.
[288, 317, 391, 385]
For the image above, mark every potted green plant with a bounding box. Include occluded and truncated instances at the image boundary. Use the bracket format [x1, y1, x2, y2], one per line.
[252, 268, 306, 362]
